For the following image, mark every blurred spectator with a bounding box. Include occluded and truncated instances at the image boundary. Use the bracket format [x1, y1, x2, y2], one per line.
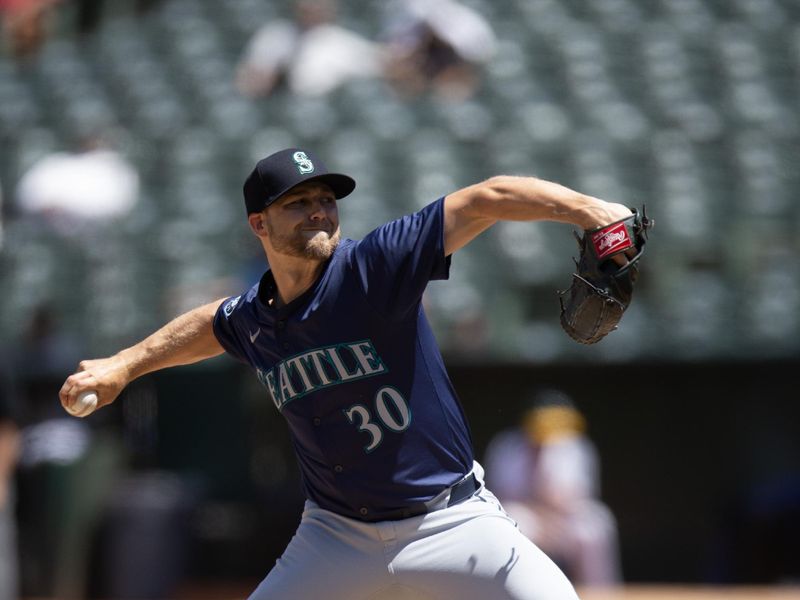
[14, 305, 122, 599]
[235, 0, 385, 98]
[381, 0, 496, 101]
[0, 0, 60, 58]
[13, 306, 196, 600]
[0, 362, 21, 600]
[484, 388, 622, 586]
[14, 134, 139, 237]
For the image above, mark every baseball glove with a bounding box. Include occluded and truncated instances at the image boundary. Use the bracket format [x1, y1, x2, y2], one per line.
[558, 206, 653, 344]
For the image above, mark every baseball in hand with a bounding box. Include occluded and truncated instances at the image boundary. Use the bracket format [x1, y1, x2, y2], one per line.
[66, 390, 98, 417]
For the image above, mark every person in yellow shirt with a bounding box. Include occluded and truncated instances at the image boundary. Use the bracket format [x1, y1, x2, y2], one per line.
[485, 389, 622, 586]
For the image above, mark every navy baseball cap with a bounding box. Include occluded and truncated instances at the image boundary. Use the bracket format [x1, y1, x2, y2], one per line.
[243, 148, 356, 214]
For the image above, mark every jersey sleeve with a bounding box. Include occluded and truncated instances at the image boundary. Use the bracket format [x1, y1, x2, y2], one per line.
[350, 197, 451, 319]
[212, 294, 250, 364]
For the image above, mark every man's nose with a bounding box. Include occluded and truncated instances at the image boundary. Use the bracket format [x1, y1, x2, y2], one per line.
[308, 199, 327, 220]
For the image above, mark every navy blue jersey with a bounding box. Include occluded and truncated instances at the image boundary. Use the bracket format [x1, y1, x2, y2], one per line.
[213, 198, 474, 521]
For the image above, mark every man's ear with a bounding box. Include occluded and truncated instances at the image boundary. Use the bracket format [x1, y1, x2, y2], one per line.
[248, 212, 267, 237]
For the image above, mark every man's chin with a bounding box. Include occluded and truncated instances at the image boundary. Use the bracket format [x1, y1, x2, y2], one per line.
[304, 231, 340, 260]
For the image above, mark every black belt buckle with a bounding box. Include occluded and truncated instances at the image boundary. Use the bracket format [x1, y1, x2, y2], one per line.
[446, 473, 478, 507]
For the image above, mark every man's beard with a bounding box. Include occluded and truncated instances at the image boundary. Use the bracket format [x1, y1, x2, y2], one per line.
[266, 219, 341, 261]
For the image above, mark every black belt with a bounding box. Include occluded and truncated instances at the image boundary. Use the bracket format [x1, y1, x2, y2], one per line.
[446, 472, 480, 507]
[365, 473, 480, 522]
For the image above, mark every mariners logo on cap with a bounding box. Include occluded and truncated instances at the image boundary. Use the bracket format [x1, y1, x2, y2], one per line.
[292, 151, 314, 175]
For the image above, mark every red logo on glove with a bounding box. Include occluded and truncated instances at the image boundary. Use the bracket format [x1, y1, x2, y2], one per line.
[591, 222, 633, 259]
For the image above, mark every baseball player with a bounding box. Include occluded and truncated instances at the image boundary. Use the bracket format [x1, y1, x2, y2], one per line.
[485, 389, 622, 586]
[60, 148, 634, 599]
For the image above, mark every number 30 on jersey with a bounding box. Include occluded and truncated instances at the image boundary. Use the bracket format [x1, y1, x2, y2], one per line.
[343, 386, 412, 453]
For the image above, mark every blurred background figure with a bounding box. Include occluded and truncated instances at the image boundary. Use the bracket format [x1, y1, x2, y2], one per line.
[484, 388, 622, 587]
[14, 133, 140, 238]
[381, 0, 496, 101]
[0, 362, 21, 600]
[0, 0, 60, 58]
[235, 0, 385, 98]
[11, 306, 199, 600]
[13, 304, 122, 599]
